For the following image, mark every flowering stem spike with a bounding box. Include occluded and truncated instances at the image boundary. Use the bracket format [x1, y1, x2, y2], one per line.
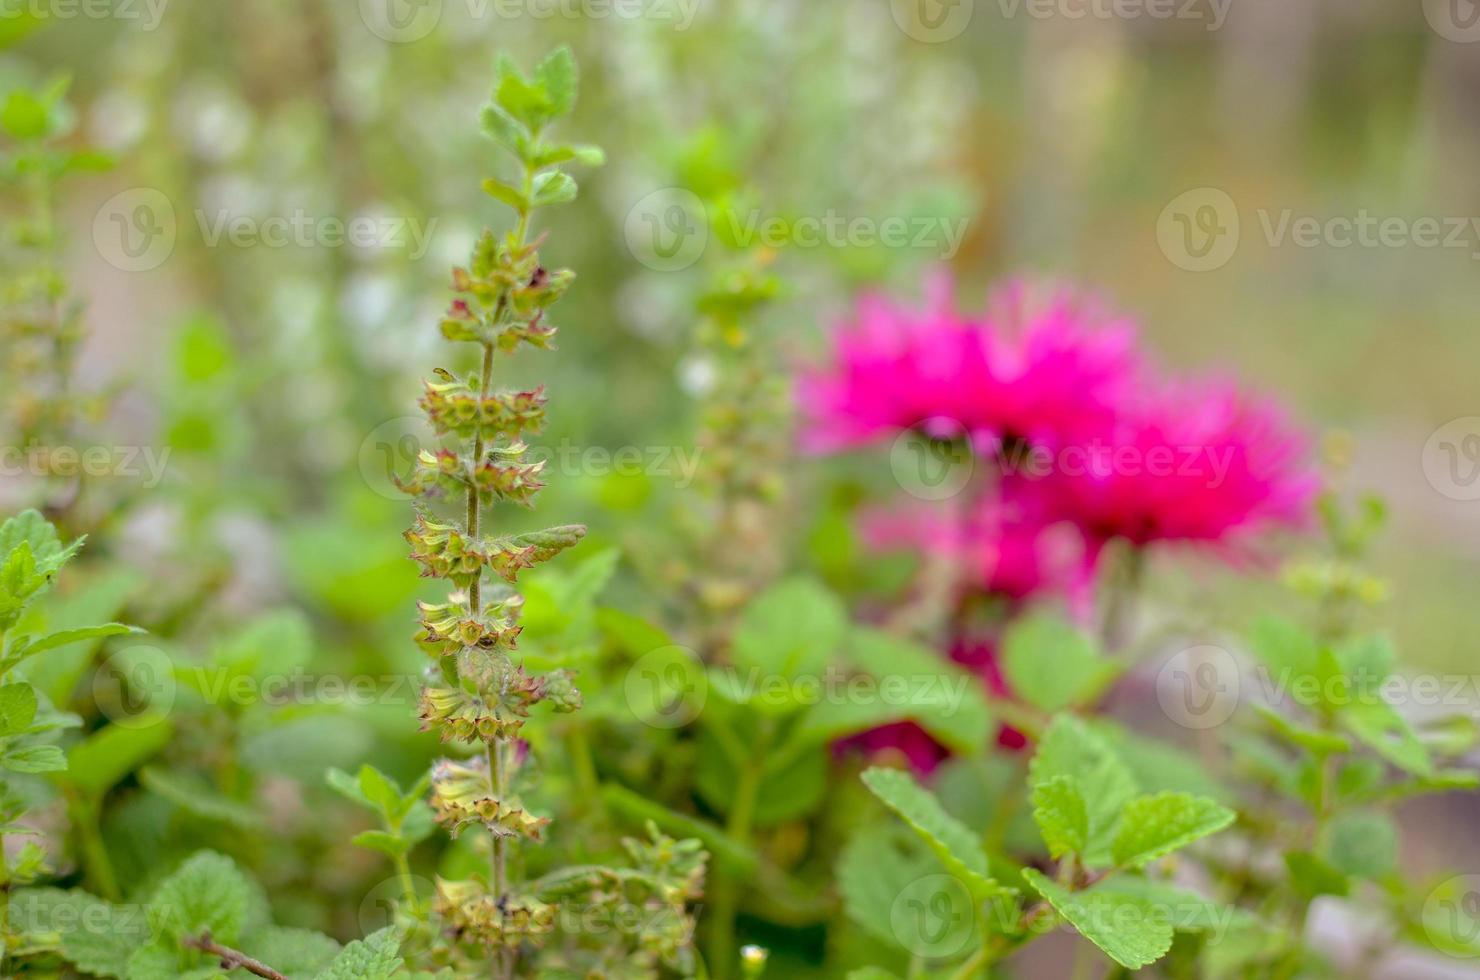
[403, 46, 600, 977]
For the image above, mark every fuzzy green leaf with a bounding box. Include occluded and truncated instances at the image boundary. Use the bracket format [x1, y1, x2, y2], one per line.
[1029, 715, 1138, 866]
[1021, 869, 1175, 970]
[730, 577, 845, 704]
[534, 46, 577, 118]
[313, 926, 402, 980]
[1031, 775, 1089, 859]
[861, 767, 1006, 901]
[1111, 792, 1236, 868]
[147, 851, 268, 948]
[530, 170, 577, 207]
[1002, 613, 1114, 712]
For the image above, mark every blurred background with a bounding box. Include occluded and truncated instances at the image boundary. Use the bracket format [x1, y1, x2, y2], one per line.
[4, 0, 1480, 956]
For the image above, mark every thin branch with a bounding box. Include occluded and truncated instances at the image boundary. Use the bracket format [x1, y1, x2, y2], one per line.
[183, 932, 288, 980]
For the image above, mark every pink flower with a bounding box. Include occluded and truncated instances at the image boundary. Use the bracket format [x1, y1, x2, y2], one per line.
[858, 484, 1091, 603]
[798, 276, 1141, 453]
[1028, 379, 1319, 552]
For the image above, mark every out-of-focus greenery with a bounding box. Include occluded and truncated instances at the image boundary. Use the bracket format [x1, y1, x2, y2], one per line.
[2, 3, 1479, 978]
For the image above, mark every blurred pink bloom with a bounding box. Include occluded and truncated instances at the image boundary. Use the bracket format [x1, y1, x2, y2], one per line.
[1029, 379, 1319, 553]
[797, 275, 1142, 453]
[858, 484, 1092, 604]
[834, 721, 949, 776]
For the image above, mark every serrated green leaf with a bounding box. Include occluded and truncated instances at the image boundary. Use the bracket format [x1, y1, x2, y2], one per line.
[861, 767, 1006, 902]
[147, 851, 267, 948]
[1002, 613, 1113, 712]
[1031, 775, 1088, 859]
[314, 926, 402, 980]
[1029, 715, 1138, 865]
[1111, 792, 1235, 868]
[0, 510, 82, 576]
[1021, 869, 1175, 970]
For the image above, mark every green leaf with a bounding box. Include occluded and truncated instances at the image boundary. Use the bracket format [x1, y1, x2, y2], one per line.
[325, 766, 371, 808]
[1002, 613, 1113, 712]
[1283, 850, 1349, 900]
[2, 743, 65, 773]
[3, 624, 142, 672]
[0, 682, 38, 736]
[1110, 792, 1236, 868]
[1340, 698, 1432, 776]
[1325, 810, 1396, 879]
[356, 763, 402, 814]
[534, 46, 577, 118]
[313, 926, 402, 980]
[147, 851, 268, 948]
[351, 830, 410, 858]
[861, 767, 1006, 901]
[479, 103, 527, 150]
[727, 577, 846, 713]
[837, 822, 959, 953]
[1254, 704, 1351, 755]
[1249, 615, 1320, 703]
[242, 926, 341, 977]
[0, 510, 82, 576]
[1028, 715, 1138, 866]
[1021, 869, 1175, 970]
[1031, 775, 1088, 859]
[63, 718, 173, 797]
[842, 627, 992, 754]
[10, 888, 148, 978]
[530, 170, 577, 208]
[481, 177, 528, 212]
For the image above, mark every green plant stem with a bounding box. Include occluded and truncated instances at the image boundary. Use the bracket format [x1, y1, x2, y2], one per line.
[70, 795, 119, 901]
[947, 944, 993, 980]
[707, 722, 772, 980]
